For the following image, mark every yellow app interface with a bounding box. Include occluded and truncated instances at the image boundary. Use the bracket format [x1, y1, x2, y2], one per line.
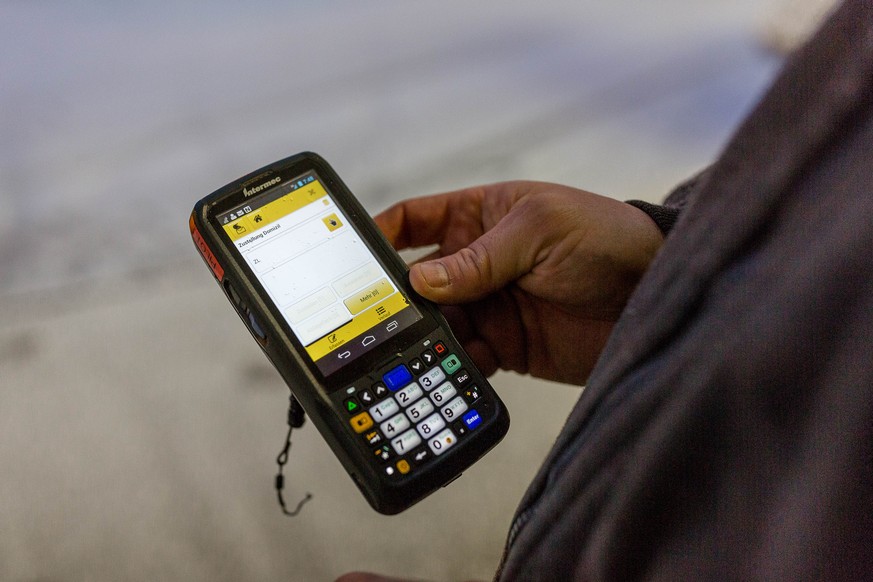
[221, 175, 420, 375]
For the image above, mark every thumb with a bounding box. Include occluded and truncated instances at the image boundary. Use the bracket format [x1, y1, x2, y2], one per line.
[409, 219, 535, 304]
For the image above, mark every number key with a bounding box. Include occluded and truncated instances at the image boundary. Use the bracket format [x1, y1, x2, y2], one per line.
[430, 381, 456, 405]
[441, 396, 468, 421]
[416, 412, 446, 439]
[380, 412, 410, 437]
[370, 398, 400, 422]
[428, 428, 457, 456]
[395, 382, 423, 407]
[406, 398, 435, 422]
[418, 366, 446, 391]
[391, 429, 422, 455]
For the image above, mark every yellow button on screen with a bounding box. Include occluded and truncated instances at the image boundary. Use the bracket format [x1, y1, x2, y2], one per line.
[322, 213, 343, 232]
[350, 412, 374, 434]
[343, 278, 394, 315]
[396, 460, 410, 475]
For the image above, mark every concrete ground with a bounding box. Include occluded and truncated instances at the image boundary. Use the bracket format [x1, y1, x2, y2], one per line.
[0, 1, 795, 580]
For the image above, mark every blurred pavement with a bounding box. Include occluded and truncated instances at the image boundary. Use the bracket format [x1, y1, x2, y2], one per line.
[1, 1, 784, 580]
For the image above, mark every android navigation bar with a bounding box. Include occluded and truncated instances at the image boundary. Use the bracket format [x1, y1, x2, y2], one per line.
[316, 308, 421, 377]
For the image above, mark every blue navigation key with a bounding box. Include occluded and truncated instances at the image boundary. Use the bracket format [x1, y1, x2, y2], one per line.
[462, 409, 482, 430]
[383, 364, 413, 391]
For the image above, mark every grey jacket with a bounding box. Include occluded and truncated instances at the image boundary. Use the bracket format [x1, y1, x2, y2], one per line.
[498, 2, 873, 579]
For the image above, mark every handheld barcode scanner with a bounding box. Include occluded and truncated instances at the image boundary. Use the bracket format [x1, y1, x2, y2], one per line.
[190, 152, 509, 514]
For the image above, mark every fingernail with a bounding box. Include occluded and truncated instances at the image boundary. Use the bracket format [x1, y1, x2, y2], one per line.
[419, 261, 449, 288]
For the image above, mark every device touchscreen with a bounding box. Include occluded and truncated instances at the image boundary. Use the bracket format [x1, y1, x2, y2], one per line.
[216, 173, 422, 377]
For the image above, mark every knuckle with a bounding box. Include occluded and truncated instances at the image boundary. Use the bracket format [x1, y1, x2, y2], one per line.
[455, 242, 493, 289]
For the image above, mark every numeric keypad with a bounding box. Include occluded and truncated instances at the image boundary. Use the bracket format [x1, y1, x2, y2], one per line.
[341, 338, 488, 479]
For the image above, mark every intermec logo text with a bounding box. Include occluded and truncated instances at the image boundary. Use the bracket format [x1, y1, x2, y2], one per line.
[243, 176, 281, 197]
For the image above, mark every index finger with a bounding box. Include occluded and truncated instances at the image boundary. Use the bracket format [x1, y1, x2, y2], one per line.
[373, 186, 486, 251]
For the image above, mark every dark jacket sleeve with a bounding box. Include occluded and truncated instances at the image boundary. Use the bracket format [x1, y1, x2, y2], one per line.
[626, 167, 711, 235]
[497, 2, 873, 580]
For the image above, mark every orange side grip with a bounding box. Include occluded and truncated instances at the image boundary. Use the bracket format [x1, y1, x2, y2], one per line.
[190, 214, 225, 281]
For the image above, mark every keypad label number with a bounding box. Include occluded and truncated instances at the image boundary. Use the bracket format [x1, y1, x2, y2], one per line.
[407, 398, 435, 422]
[418, 366, 446, 391]
[370, 398, 400, 423]
[430, 382, 457, 405]
[428, 428, 457, 456]
[395, 382, 423, 407]
[381, 412, 411, 437]
[391, 429, 422, 455]
[417, 412, 446, 439]
[441, 396, 468, 421]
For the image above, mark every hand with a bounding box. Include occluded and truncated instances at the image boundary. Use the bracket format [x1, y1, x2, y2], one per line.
[375, 181, 663, 385]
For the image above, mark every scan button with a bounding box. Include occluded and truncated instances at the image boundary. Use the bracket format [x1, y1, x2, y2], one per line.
[349, 412, 374, 434]
[383, 364, 413, 391]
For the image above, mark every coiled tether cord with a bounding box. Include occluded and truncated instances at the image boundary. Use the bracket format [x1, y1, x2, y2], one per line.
[275, 394, 313, 516]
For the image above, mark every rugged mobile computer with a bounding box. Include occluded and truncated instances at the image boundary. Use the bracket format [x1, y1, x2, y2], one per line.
[190, 152, 510, 514]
